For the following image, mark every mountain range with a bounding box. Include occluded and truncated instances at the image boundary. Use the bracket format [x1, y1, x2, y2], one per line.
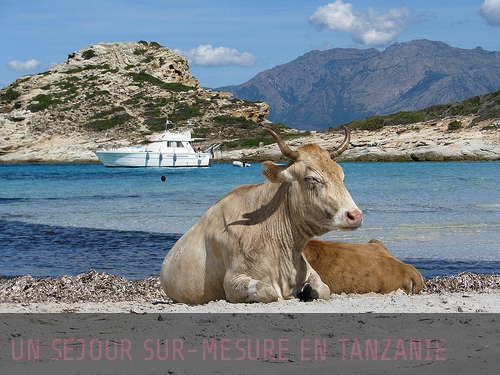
[217, 40, 500, 130]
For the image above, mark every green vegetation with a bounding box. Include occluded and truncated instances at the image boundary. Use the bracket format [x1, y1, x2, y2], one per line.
[128, 71, 164, 86]
[389, 111, 427, 125]
[224, 135, 275, 149]
[85, 90, 110, 100]
[143, 105, 203, 130]
[223, 126, 309, 150]
[84, 107, 132, 131]
[1, 88, 21, 101]
[335, 87, 500, 132]
[27, 94, 60, 112]
[81, 49, 96, 60]
[127, 71, 195, 92]
[63, 64, 117, 74]
[348, 116, 385, 131]
[88, 100, 111, 108]
[144, 117, 168, 132]
[91, 106, 127, 119]
[164, 82, 193, 92]
[212, 115, 256, 129]
[447, 120, 463, 131]
[192, 127, 211, 138]
[344, 112, 427, 131]
[64, 68, 85, 74]
[173, 105, 202, 121]
[142, 54, 155, 63]
[84, 114, 132, 131]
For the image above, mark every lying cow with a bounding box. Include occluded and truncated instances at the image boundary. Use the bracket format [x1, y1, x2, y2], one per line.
[303, 239, 423, 294]
[160, 127, 363, 304]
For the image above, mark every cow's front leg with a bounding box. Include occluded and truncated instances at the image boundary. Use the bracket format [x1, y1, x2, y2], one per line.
[298, 269, 331, 301]
[224, 272, 279, 303]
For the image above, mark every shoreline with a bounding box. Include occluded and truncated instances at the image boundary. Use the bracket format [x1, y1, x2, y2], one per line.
[1, 156, 499, 164]
[1, 290, 499, 314]
[2, 119, 500, 164]
[1, 270, 499, 313]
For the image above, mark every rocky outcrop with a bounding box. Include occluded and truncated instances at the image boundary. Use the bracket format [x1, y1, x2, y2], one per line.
[341, 117, 500, 162]
[215, 116, 500, 162]
[55, 41, 199, 88]
[0, 41, 269, 162]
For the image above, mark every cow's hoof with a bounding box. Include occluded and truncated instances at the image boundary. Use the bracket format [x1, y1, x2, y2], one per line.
[297, 284, 315, 302]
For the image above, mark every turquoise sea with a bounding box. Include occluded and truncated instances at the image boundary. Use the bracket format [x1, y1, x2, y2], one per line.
[1, 162, 499, 279]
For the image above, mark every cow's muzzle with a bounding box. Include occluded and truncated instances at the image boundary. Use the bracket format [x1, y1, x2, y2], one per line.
[344, 209, 363, 229]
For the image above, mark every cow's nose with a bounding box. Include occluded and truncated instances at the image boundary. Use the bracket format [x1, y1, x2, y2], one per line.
[345, 209, 363, 228]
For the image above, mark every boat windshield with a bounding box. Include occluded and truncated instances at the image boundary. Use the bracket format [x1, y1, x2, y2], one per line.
[168, 141, 185, 148]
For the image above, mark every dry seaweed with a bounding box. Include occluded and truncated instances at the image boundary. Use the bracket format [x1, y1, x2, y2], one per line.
[423, 272, 500, 293]
[0, 269, 499, 304]
[0, 269, 165, 304]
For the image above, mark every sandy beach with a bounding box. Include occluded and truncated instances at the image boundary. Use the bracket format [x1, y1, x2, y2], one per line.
[2, 271, 499, 374]
[1, 270, 499, 313]
[1, 290, 499, 313]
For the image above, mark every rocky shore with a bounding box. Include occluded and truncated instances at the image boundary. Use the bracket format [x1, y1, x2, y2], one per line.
[1, 115, 499, 164]
[217, 117, 500, 163]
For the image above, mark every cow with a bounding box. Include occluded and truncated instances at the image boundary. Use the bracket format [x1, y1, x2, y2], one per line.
[160, 126, 363, 304]
[303, 239, 423, 295]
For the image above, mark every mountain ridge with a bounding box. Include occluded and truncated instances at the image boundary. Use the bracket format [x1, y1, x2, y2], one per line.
[217, 40, 500, 130]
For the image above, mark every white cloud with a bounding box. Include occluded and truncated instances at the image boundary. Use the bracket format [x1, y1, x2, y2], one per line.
[8, 59, 41, 71]
[479, 0, 500, 26]
[174, 45, 256, 67]
[309, 0, 410, 46]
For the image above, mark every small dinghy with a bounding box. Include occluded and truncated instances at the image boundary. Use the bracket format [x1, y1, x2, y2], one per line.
[232, 160, 251, 167]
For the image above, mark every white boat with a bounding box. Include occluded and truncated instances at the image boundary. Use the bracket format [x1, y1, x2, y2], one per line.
[232, 161, 251, 167]
[94, 129, 211, 168]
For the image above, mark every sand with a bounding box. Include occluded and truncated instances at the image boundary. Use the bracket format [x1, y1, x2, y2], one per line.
[2, 271, 499, 374]
[1, 270, 499, 313]
[0, 290, 498, 313]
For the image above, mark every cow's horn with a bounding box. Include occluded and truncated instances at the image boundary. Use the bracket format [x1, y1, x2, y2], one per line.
[329, 126, 350, 159]
[263, 127, 299, 161]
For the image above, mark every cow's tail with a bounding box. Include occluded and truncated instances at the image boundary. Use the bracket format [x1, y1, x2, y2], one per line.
[409, 272, 424, 294]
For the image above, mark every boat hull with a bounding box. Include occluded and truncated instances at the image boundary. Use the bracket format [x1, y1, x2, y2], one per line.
[94, 151, 210, 167]
[232, 161, 251, 167]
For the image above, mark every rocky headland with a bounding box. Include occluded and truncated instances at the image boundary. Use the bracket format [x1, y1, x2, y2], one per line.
[1, 41, 499, 163]
[218, 116, 500, 163]
[0, 41, 268, 163]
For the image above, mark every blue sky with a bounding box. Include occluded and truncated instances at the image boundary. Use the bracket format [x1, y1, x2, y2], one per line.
[1, 0, 500, 89]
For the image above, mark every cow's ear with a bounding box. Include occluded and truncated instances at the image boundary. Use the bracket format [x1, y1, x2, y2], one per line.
[261, 161, 293, 183]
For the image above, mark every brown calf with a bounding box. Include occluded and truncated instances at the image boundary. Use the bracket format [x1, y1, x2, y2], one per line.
[303, 239, 423, 295]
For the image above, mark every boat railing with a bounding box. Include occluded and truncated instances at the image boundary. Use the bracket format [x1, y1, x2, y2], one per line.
[205, 143, 222, 153]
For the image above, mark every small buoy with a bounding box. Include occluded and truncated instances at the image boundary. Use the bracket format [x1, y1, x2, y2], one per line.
[161, 175, 166, 181]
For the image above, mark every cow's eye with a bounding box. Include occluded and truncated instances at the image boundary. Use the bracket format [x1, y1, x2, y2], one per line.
[305, 176, 322, 185]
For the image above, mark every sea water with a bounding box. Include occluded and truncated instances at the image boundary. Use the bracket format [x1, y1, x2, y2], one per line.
[1, 162, 499, 279]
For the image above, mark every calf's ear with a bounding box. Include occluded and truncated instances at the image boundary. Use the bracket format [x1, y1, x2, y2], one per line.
[261, 161, 293, 183]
